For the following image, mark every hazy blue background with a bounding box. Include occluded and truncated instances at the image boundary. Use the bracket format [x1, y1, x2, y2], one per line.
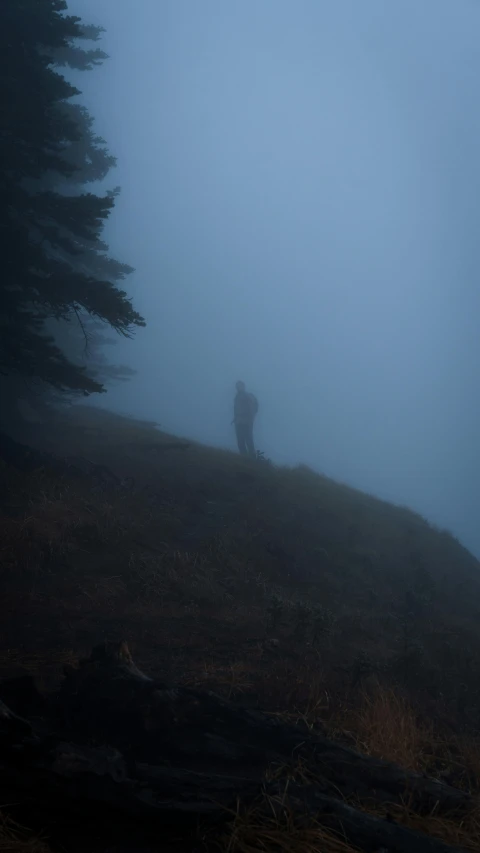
[68, 0, 479, 556]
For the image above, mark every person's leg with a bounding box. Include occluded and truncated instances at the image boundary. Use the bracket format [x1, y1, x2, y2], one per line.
[235, 424, 247, 455]
[245, 423, 256, 458]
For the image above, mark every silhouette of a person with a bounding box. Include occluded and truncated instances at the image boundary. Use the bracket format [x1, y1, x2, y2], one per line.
[232, 380, 258, 457]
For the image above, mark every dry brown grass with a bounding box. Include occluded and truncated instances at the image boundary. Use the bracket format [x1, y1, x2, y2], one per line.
[337, 684, 432, 771]
[219, 789, 361, 853]
[3, 409, 480, 851]
[324, 685, 480, 850]
[335, 684, 480, 795]
[1, 475, 127, 574]
[451, 736, 480, 792]
[182, 658, 256, 697]
[220, 681, 480, 853]
[266, 679, 331, 732]
[363, 797, 480, 853]
[222, 749, 480, 853]
[0, 814, 50, 853]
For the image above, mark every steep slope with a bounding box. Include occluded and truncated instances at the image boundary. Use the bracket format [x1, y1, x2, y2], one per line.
[2, 405, 480, 727]
[2, 405, 480, 851]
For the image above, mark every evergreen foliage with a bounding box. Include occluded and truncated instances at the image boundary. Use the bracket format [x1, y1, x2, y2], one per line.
[0, 0, 144, 406]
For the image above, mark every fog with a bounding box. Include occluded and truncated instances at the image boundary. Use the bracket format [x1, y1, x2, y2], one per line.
[68, 0, 480, 556]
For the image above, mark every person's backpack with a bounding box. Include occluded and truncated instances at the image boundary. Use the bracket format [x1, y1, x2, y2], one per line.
[249, 393, 259, 416]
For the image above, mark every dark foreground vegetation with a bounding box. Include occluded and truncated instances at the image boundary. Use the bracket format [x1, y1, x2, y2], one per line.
[1, 406, 480, 852]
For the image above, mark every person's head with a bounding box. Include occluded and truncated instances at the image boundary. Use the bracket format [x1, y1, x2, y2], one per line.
[236, 380, 246, 393]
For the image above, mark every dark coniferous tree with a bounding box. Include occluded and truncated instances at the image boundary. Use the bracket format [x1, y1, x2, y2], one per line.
[0, 0, 144, 419]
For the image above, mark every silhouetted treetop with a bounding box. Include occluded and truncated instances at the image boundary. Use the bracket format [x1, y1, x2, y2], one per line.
[0, 0, 145, 398]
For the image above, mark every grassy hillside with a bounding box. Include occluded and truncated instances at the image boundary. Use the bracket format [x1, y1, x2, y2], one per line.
[1, 405, 480, 851]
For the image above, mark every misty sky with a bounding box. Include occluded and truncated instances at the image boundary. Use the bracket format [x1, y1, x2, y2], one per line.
[68, 0, 480, 556]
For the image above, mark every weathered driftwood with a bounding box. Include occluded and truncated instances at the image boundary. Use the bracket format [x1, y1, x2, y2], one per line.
[0, 643, 472, 853]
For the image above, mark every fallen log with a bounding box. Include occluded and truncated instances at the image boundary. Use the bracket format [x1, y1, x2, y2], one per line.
[268, 784, 467, 853]
[0, 643, 472, 853]
[54, 643, 471, 814]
